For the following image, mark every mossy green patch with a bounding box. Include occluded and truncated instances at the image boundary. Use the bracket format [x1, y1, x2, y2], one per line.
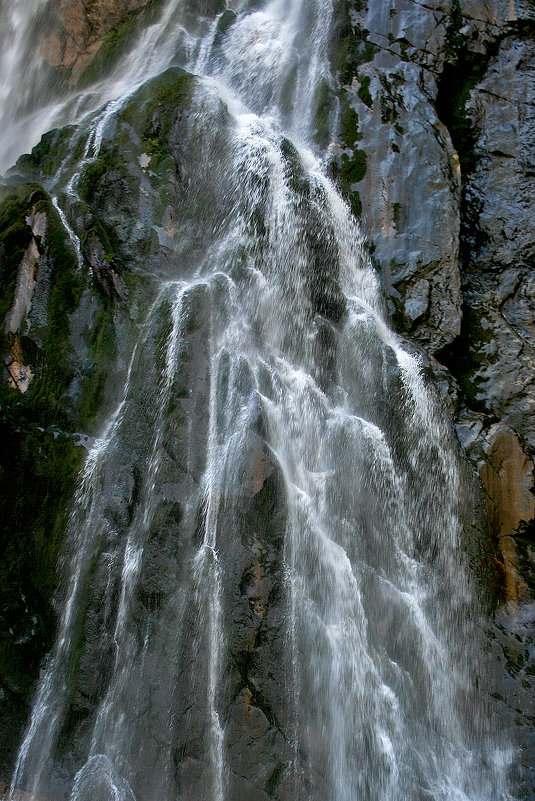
[327, 157, 364, 219]
[341, 150, 367, 184]
[0, 188, 35, 324]
[335, 0, 378, 86]
[350, 190, 362, 217]
[77, 306, 117, 430]
[340, 101, 361, 148]
[15, 127, 76, 179]
[280, 138, 310, 198]
[120, 68, 194, 166]
[77, 158, 110, 204]
[0, 186, 83, 425]
[0, 410, 83, 764]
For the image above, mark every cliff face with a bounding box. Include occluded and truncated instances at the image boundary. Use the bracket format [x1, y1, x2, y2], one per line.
[41, 0, 226, 85]
[0, 0, 535, 796]
[335, 0, 535, 790]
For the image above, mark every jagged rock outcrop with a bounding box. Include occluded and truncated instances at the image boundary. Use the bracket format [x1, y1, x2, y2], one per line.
[342, 0, 463, 354]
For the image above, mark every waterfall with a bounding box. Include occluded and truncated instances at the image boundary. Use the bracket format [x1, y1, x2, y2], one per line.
[3, 1, 514, 800]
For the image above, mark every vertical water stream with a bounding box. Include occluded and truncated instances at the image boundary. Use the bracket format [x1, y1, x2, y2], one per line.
[3, 1, 514, 800]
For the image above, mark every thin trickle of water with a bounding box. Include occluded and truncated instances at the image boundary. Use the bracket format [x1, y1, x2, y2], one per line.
[4, 1, 516, 800]
[51, 196, 84, 271]
[10, 333, 140, 798]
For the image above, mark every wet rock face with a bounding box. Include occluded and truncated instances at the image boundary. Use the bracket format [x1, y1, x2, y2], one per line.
[460, 32, 535, 449]
[334, 0, 535, 792]
[0, 67, 304, 797]
[336, 0, 463, 354]
[43, 0, 154, 83]
[335, 0, 535, 560]
[480, 424, 535, 606]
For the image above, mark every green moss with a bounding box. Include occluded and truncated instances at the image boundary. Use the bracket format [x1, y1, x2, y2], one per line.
[0, 190, 34, 324]
[357, 75, 373, 108]
[327, 154, 365, 219]
[119, 68, 194, 165]
[398, 39, 410, 60]
[0, 187, 83, 424]
[341, 150, 367, 184]
[77, 159, 109, 203]
[78, 307, 117, 429]
[335, 1, 378, 86]
[15, 127, 76, 179]
[31, 197, 82, 417]
[280, 138, 310, 197]
[350, 190, 362, 217]
[340, 102, 361, 148]
[0, 414, 83, 738]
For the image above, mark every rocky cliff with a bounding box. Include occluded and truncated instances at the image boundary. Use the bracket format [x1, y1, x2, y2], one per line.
[0, 0, 534, 796]
[333, 0, 535, 791]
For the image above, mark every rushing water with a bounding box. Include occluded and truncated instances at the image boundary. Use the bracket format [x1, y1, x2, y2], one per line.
[3, 1, 514, 800]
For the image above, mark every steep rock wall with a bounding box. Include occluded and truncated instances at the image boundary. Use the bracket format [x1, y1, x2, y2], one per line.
[334, 0, 535, 793]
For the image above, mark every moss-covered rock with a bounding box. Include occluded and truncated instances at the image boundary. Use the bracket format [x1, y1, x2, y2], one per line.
[0, 419, 83, 776]
[0, 181, 91, 776]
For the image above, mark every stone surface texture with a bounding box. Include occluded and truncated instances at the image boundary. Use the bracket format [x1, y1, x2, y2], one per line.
[43, 0, 152, 82]
[338, 0, 535, 792]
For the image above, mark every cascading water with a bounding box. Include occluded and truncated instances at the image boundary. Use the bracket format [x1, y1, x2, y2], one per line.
[2, 1, 515, 799]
